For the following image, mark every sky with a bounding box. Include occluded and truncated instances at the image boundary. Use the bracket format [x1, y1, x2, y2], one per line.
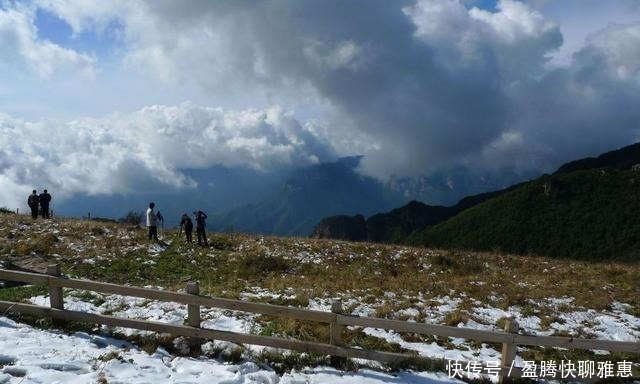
[1, 0, 640, 209]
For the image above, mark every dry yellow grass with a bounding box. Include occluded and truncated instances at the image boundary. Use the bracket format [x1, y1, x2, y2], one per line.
[1, 211, 638, 319]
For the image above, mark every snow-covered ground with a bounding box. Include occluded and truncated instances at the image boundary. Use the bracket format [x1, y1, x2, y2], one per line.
[0, 287, 636, 383]
[0, 315, 461, 384]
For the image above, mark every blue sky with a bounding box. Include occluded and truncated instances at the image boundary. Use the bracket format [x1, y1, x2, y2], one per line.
[469, 0, 499, 10]
[34, 8, 118, 59]
[1, 0, 640, 208]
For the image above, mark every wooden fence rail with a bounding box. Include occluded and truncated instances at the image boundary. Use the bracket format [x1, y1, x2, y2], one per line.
[0, 266, 638, 383]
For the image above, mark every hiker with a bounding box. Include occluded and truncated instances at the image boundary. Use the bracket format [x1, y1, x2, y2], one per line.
[195, 210, 208, 246]
[27, 190, 39, 219]
[179, 213, 193, 243]
[39, 189, 52, 219]
[146, 202, 158, 241]
[156, 210, 164, 238]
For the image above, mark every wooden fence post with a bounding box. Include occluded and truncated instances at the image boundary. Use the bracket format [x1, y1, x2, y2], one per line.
[330, 299, 346, 368]
[46, 264, 64, 326]
[499, 317, 519, 384]
[186, 281, 201, 349]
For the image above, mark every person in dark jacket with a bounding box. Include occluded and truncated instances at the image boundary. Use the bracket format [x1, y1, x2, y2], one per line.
[156, 211, 164, 238]
[195, 210, 208, 246]
[180, 213, 193, 243]
[27, 190, 39, 219]
[39, 189, 52, 219]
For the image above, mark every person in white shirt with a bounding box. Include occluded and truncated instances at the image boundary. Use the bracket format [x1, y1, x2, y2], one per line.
[146, 202, 158, 241]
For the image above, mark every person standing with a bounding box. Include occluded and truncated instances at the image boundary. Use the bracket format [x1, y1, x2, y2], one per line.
[27, 190, 39, 219]
[156, 210, 164, 238]
[146, 202, 158, 241]
[39, 189, 52, 219]
[180, 213, 193, 243]
[195, 210, 208, 246]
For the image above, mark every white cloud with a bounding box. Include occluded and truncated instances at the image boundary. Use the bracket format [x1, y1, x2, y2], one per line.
[470, 0, 556, 42]
[2, 0, 640, 189]
[531, 0, 640, 67]
[0, 104, 337, 209]
[577, 22, 640, 81]
[34, 0, 129, 35]
[0, 3, 95, 77]
[404, 0, 562, 76]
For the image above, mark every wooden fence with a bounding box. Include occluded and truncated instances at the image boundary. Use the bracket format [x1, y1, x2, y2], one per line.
[0, 266, 638, 383]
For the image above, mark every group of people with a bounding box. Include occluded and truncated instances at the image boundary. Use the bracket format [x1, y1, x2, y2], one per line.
[27, 189, 52, 219]
[145, 202, 209, 246]
[180, 211, 208, 246]
[25, 193, 209, 246]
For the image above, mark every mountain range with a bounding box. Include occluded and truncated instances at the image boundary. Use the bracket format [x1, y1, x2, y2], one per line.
[53, 155, 528, 236]
[208, 157, 541, 236]
[313, 142, 640, 260]
[208, 157, 404, 236]
[54, 165, 289, 226]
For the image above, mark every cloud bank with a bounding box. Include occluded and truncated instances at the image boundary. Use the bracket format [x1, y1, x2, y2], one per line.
[0, 104, 336, 208]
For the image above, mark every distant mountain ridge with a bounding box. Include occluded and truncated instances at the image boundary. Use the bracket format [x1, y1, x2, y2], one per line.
[210, 157, 404, 236]
[409, 167, 640, 260]
[51, 155, 534, 234]
[385, 166, 536, 206]
[314, 142, 640, 260]
[55, 165, 288, 227]
[311, 214, 368, 241]
[311, 183, 521, 243]
[555, 142, 640, 174]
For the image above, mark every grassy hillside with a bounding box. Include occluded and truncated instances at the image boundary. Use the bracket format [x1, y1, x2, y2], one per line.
[315, 142, 640, 249]
[0, 211, 638, 375]
[314, 183, 525, 244]
[365, 201, 453, 243]
[1, 211, 637, 315]
[409, 169, 640, 260]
